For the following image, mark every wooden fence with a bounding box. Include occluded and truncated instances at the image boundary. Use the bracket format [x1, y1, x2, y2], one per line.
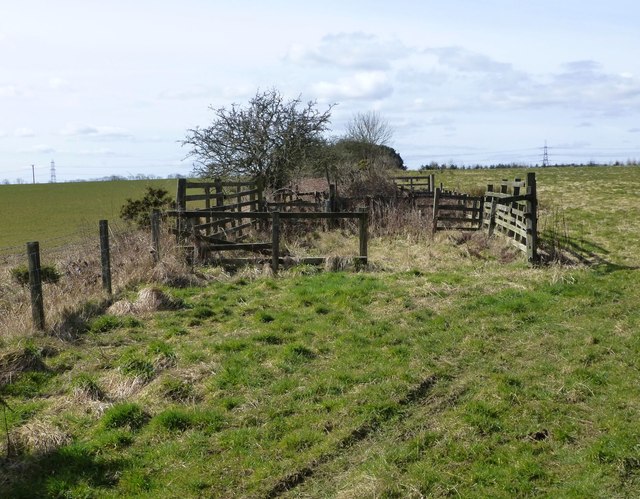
[24, 220, 116, 330]
[166, 209, 368, 272]
[431, 172, 538, 263]
[267, 187, 324, 212]
[175, 172, 538, 265]
[394, 174, 436, 195]
[483, 172, 538, 263]
[175, 177, 264, 244]
[431, 189, 484, 233]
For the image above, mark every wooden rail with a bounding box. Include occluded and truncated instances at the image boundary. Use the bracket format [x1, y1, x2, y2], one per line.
[432, 189, 484, 233]
[394, 174, 436, 194]
[166, 210, 369, 273]
[175, 177, 265, 242]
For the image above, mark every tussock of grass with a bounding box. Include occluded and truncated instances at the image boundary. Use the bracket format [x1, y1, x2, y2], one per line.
[12, 419, 71, 455]
[101, 402, 148, 431]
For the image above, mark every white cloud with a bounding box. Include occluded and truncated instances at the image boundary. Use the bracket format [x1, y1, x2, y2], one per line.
[33, 145, 56, 154]
[76, 148, 128, 158]
[0, 85, 22, 98]
[554, 141, 591, 149]
[288, 32, 408, 70]
[312, 71, 393, 101]
[158, 83, 254, 102]
[48, 77, 70, 90]
[159, 85, 213, 101]
[60, 124, 134, 140]
[423, 116, 455, 127]
[425, 46, 512, 73]
[15, 127, 35, 137]
[541, 61, 640, 114]
[561, 60, 601, 73]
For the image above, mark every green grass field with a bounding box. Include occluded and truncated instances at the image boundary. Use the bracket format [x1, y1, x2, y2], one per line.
[0, 179, 175, 253]
[1, 166, 639, 497]
[436, 166, 640, 267]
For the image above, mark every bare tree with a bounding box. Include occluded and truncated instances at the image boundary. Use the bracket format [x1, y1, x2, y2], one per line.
[345, 111, 393, 147]
[182, 89, 334, 189]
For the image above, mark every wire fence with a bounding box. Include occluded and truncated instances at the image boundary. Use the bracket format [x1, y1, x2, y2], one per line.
[0, 221, 171, 339]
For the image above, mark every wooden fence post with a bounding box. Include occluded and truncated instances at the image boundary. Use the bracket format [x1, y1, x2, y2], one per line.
[431, 187, 440, 234]
[27, 241, 45, 331]
[429, 174, 435, 194]
[256, 177, 264, 210]
[249, 184, 256, 213]
[526, 172, 538, 264]
[204, 185, 211, 236]
[151, 209, 161, 263]
[487, 197, 498, 237]
[328, 184, 337, 229]
[329, 184, 337, 211]
[176, 178, 187, 243]
[255, 177, 266, 231]
[214, 178, 224, 208]
[359, 208, 368, 265]
[213, 177, 224, 235]
[271, 211, 280, 274]
[99, 220, 112, 296]
[236, 184, 242, 237]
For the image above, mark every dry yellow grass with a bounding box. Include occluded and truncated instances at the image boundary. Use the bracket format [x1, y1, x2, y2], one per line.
[0, 225, 189, 343]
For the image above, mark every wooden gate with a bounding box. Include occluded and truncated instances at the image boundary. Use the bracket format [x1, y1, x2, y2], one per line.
[482, 172, 538, 263]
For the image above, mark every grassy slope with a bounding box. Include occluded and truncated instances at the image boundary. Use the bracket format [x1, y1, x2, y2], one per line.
[0, 179, 175, 252]
[436, 166, 640, 266]
[1, 166, 639, 497]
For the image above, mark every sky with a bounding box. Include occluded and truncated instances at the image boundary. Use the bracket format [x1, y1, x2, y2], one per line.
[1, 0, 639, 182]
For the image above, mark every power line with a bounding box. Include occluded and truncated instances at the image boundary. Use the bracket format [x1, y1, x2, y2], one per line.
[542, 140, 549, 167]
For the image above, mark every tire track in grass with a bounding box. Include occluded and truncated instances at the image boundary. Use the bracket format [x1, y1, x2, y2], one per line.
[265, 375, 438, 498]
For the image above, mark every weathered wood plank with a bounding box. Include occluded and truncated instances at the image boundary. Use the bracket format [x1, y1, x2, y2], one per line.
[278, 211, 367, 220]
[437, 193, 483, 202]
[27, 241, 45, 330]
[436, 205, 483, 213]
[205, 243, 272, 252]
[186, 180, 256, 189]
[167, 210, 271, 219]
[272, 212, 280, 273]
[185, 193, 223, 202]
[266, 200, 319, 208]
[436, 216, 482, 223]
[210, 256, 368, 266]
[219, 221, 255, 235]
[493, 219, 528, 238]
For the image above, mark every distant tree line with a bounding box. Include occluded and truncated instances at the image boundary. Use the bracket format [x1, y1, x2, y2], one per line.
[419, 159, 640, 170]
